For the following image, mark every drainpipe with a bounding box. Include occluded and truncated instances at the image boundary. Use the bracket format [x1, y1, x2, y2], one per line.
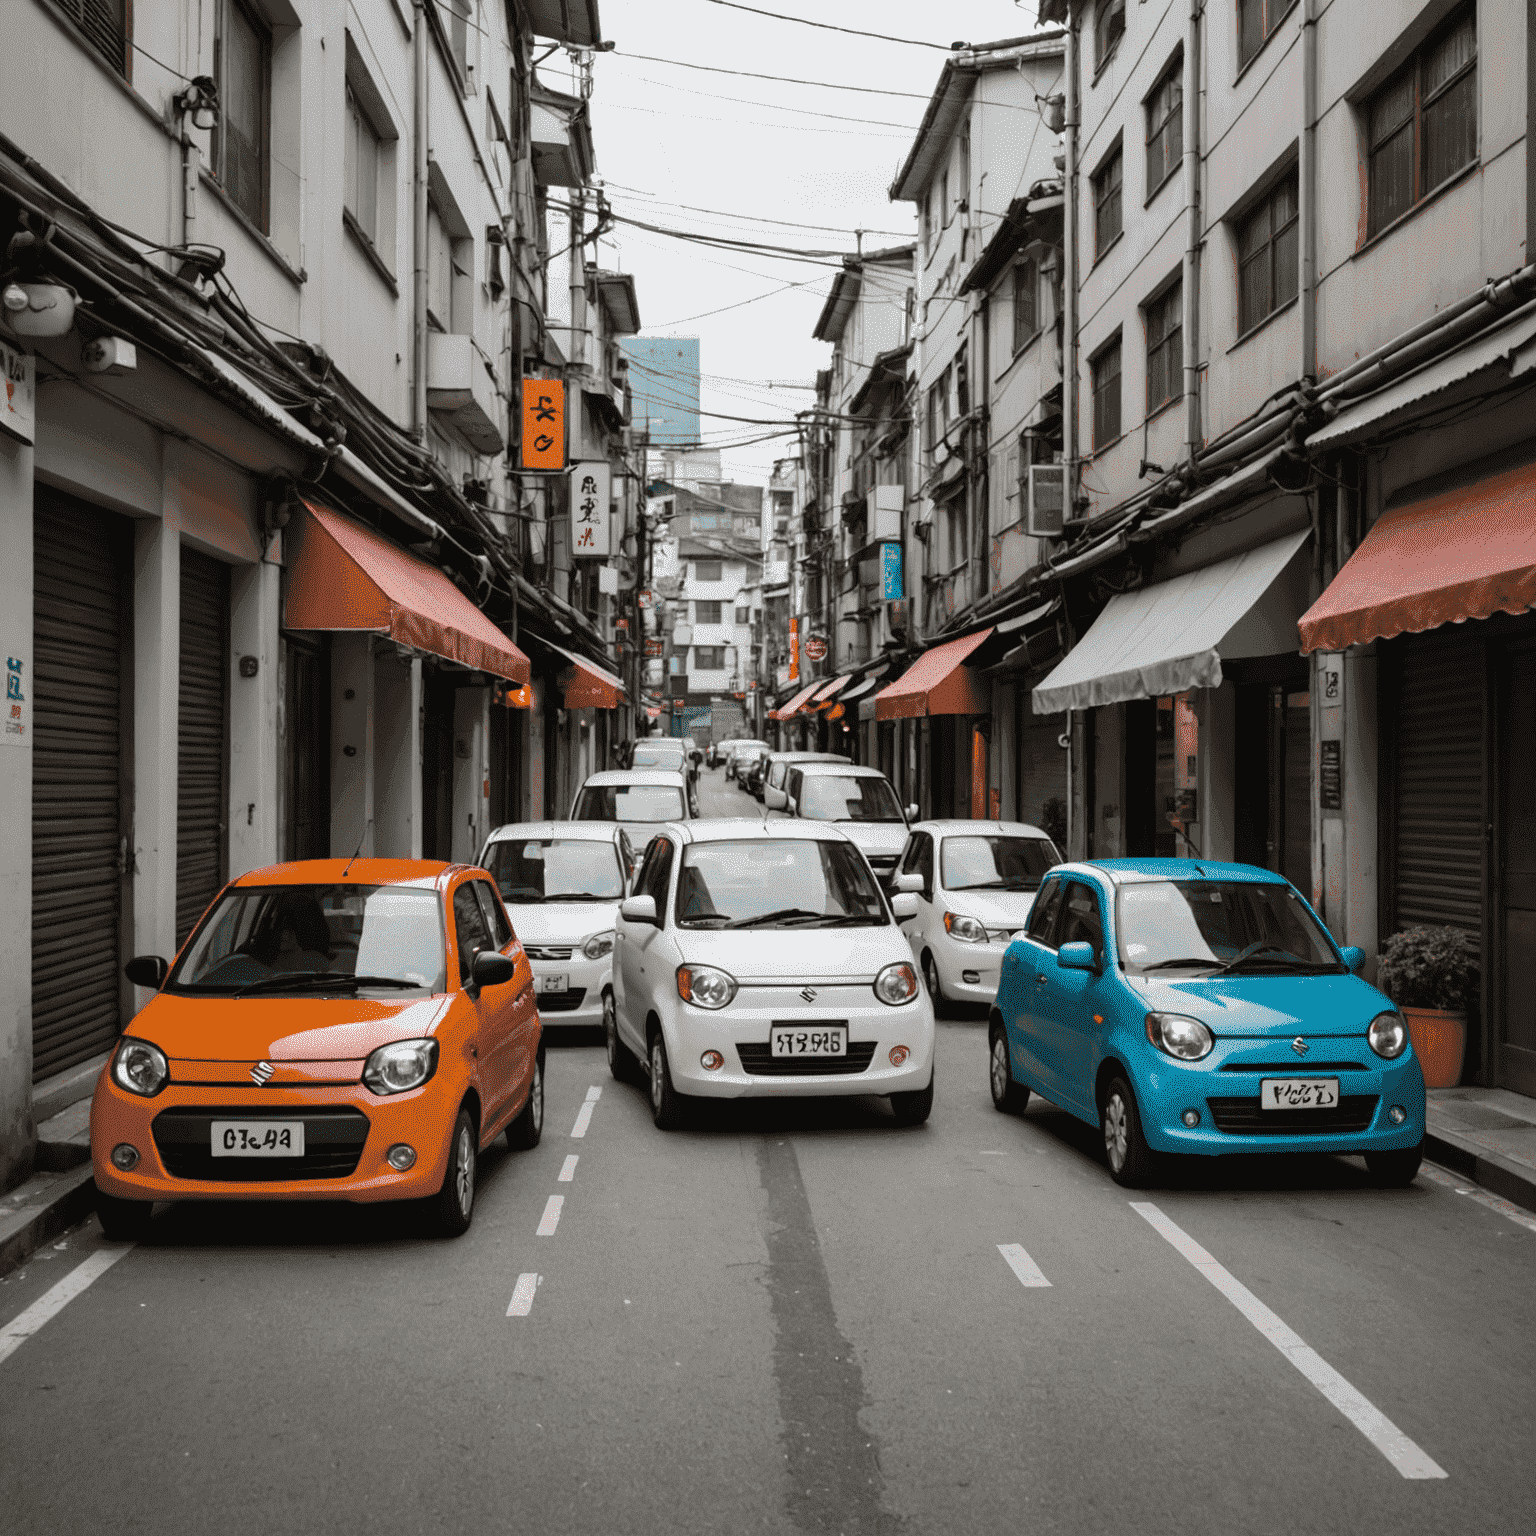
[1062, 14, 1079, 518]
[976, 292, 991, 603]
[1182, 0, 1202, 472]
[1300, 0, 1319, 382]
[412, 1, 430, 439]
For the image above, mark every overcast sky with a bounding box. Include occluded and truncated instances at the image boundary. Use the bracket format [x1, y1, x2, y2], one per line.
[566, 0, 1048, 484]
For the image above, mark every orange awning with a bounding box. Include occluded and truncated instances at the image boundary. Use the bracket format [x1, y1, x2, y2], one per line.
[809, 675, 852, 710]
[286, 501, 530, 684]
[549, 643, 625, 709]
[769, 679, 823, 720]
[1298, 461, 1536, 653]
[875, 629, 994, 721]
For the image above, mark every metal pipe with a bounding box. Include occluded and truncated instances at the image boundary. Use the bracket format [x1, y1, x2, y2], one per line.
[1300, 0, 1319, 381]
[412, 1, 430, 438]
[1062, 14, 1080, 522]
[1182, 0, 1202, 471]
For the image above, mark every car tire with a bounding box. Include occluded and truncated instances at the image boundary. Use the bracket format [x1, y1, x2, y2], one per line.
[920, 950, 948, 1018]
[649, 1033, 689, 1131]
[1101, 1074, 1158, 1188]
[889, 1073, 934, 1127]
[432, 1108, 478, 1237]
[989, 1024, 1030, 1115]
[506, 1048, 545, 1151]
[1364, 1142, 1423, 1188]
[95, 1191, 154, 1242]
[605, 991, 641, 1084]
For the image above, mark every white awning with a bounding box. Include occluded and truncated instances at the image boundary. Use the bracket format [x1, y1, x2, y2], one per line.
[1031, 528, 1310, 713]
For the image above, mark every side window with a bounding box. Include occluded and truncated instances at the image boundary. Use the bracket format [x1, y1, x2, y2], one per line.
[897, 834, 921, 875]
[618, 832, 635, 886]
[631, 839, 663, 902]
[473, 881, 512, 949]
[1058, 880, 1105, 958]
[915, 835, 934, 898]
[1026, 879, 1064, 946]
[787, 769, 803, 809]
[643, 837, 675, 912]
[453, 883, 493, 985]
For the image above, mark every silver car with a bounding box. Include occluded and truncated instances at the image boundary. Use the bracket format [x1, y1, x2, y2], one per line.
[570, 769, 694, 870]
[776, 761, 915, 890]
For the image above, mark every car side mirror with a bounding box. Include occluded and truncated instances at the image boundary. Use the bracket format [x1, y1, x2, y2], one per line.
[471, 950, 515, 992]
[765, 786, 785, 809]
[892, 893, 919, 919]
[1339, 944, 1366, 974]
[893, 872, 924, 894]
[124, 954, 169, 990]
[691, 751, 703, 765]
[904, 803, 919, 822]
[1057, 941, 1098, 972]
[620, 894, 659, 926]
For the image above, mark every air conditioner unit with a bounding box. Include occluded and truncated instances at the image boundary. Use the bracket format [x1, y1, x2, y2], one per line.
[872, 484, 903, 543]
[1026, 464, 1066, 538]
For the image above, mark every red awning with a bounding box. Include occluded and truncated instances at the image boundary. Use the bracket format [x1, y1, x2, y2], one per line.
[286, 501, 530, 684]
[809, 675, 852, 710]
[875, 629, 994, 721]
[1298, 461, 1536, 653]
[769, 679, 823, 720]
[549, 643, 625, 709]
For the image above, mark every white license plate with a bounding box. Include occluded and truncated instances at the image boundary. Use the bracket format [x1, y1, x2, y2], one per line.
[211, 1121, 305, 1157]
[536, 973, 568, 994]
[770, 1025, 848, 1058]
[1260, 1078, 1340, 1110]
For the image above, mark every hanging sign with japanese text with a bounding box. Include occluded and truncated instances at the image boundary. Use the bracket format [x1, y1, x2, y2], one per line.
[0, 339, 35, 445]
[880, 541, 903, 602]
[521, 379, 566, 470]
[571, 461, 611, 557]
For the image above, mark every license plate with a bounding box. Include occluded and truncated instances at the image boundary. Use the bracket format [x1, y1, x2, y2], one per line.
[211, 1121, 305, 1157]
[536, 973, 568, 994]
[1260, 1078, 1340, 1110]
[770, 1024, 848, 1058]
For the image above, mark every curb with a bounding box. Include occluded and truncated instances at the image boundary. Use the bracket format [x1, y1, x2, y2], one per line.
[0, 1166, 98, 1280]
[1425, 1129, 1536, 1216]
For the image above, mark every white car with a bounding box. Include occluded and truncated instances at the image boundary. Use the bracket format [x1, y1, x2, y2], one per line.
[725, 740, 769, 781]
[760, 751, 847, 808]
[608, 819, 936, 1128]
[478, 822, 632, 1032]
[570, 769, 695, 869]
[777, 761, 915, 889]
[892, 820, 1062, 1010]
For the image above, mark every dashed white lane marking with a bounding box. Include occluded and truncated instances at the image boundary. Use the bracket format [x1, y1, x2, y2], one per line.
[558, 1155, 579, 1182]
[1420, 1163, 1536, 1233]
[570, 1102, 596, 1138]
[585, 1085, 602, 1102]
[537, 1195, 564, 1236]
[1131, 1202, 1446, 1480]
[997, 1242, 1051, 1288]
[506, 1273, 539, 1317]
[0, 1245, 134, 1367]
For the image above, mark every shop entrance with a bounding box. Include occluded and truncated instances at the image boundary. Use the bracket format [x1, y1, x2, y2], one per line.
[1499, 637, 1536, 1094]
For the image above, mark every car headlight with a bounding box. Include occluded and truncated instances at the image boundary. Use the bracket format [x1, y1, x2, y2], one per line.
[1366, 1011, 1408, 1060]
[582, 930, 616, 961]
[362, 1038, 440, 1096]
[1145, 1012, 1215, 1061]
[874, 961, 919, 1006]
[676, 965, 737, 1009]
[112, 1038, 169, 1097]
[944, 911, 987, 944]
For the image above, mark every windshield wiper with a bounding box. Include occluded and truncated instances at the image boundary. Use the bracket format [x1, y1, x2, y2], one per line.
[1216, 943, 1301, 974]
[233, 972, 422, 997]
[543, 892, 614, 902]
[802, 913, 885, 927]
[723, 907, 821, 929]
[956, 878, 1036, 892]
[1139, 957, 1221, 972]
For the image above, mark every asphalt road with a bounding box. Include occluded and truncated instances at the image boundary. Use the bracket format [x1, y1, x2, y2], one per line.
[2, 766, 1532, 1535]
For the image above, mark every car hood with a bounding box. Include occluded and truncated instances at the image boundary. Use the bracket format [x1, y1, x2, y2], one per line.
[1125, 971, 1393, 1037]
[678, 927, 907, 983]
[826, 823, 909, 857]
[942, 889, 1039, 928]
[128, 992, 453, 1062]
[505, 902, 621, 944]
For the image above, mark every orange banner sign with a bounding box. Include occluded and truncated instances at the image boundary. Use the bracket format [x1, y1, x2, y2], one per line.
[521, 380, 566, 470]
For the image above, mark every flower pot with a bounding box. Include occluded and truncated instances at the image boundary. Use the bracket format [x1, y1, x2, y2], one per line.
[1401, 1006, 1466, 1089]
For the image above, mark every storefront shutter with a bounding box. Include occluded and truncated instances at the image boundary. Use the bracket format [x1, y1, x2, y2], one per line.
[31, 492, 127, 1080]
[176, 549, 230, 945]
[1018, 706, 1069, 842]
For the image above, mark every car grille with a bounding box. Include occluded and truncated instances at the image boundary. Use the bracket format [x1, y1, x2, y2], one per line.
[1205, 1096, 1379, 1135]
[538, 987, 588, 1013]
[1218, 1060, 1369, 1072]
[736, 1042, 878, 1076]
[151, 1107, 370, 1181]
[525, 945, 574, 962]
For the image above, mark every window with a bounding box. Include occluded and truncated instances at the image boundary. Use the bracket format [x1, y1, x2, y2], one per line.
[1145, 283, 1183, 413]
[1239, 0, 1293, 71]
[442, 0, 471, 83]
[1146, 57, 1183, 196]
[210, 0, 270, 230]
[472, 881, 512, 948]
[1091, 336, 1122, 449]
[1367, 7, 1477, 237]
[1025, 878, 1064, 945]
[955, 343, 970, 415]
[427, 201, 472, 332]
[1012, 258, 1039, 352]
[1058, 881, 1105, 959]
[453, 883, 492, 986]
[1093, 146, 1123, 256]
[1094, 0, 1126, 69]
[694, 600, 723, 624]
[345, 86, 382, 246]
[926, 367, 951, 451]
[693, 646, 727, 669]
[735, 604, 751, 625]
[1237, 174, 1299, 334]
[57, 0, 128, 75]
[694, 559, 723, 581]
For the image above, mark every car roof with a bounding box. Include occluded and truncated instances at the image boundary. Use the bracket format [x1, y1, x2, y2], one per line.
[484, 821, 625, 844]
[657, 817, 856, 846]
[581, 769, 687, 787]
[729, 739, 769, 748]
[1087, 857, 1294, 885]
[232, 858, 452, 890]
[912, 820, 1055, 839]
[790, 762, 888, 778]
[765, 750, 846, 762]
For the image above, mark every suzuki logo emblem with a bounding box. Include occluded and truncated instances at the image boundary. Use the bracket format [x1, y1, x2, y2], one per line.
[250, 1060, 275, 1086]
[1290, 1037, 1309, 1058]
[800, 987, 817, 1003]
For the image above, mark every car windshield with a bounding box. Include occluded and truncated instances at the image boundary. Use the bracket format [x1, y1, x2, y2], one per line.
[1115, 881, 1344, 974]
[631, 743, 684, 768]
[485, 839, 624, 903]
[675, 839, 888, 928]
[170, 884, 445, 994]
[942, 835, 1058, 891]
[798, 775, 904, 823]
[574, 784, 685, 823]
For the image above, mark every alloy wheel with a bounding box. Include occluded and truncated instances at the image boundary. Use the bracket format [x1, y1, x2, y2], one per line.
[604, 994, 619, 1069]
[990, 1036, 1009, 1103]
[650, 1039, 665, 1114]
[455, 1125, 475, 1218]
[1103, 1091, 1129, 1173]
[529, 1057, 544, 1136]
[922, 952, 941, 1001]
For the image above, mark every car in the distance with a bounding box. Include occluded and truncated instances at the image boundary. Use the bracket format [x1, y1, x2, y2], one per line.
[760, 751, 848, 809]
[989, 858, 1426, 1188]
[479, 822, 631, 1038]
[777, 762, 915, 889]
[725, 740, 769, 782]
[570, 770, 694, 868]
[629, 738, 701, 808]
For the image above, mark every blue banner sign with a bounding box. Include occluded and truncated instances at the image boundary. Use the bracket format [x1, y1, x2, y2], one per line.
[880, 541, 903, 602]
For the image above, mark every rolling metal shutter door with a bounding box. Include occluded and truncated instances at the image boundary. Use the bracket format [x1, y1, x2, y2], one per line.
[1018, 707, 1068, 833]
[176, 549, 230, 945]
[31, 494, 126, 1080]
[1393, 630, 1484, 951]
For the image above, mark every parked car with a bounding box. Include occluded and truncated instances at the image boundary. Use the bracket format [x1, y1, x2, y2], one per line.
[707, 739, 737, 770]
[778, 762, 915, 888]
[90, 859, 544, 1241]
[478, 822, 631, 1037]
[725, 740, 769, 782]
[609, 819, 935, 1128]
[761, 751, 848, 809]
[570, 769, 695, 867]
[630, 737, 701, 804]
[989, 858, 1426, 1188]
[894, 821, 1061, 1010]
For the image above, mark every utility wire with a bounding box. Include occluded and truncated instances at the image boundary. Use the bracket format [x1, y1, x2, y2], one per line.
[700, 0, 954, 50]
[615, 73, 919, 130]
[603, 187, 912, 239]
[600, 99, 912, 139]
[609, 52, 933, 99]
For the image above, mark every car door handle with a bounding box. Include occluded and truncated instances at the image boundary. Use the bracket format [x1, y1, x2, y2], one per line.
[1035, 973, 1047, 985]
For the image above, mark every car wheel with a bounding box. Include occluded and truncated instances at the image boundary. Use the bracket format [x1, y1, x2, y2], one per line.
[989, 1024, 1030, 1114]
[1101, 1075, 1158, 1188]
[605, 991, 641, 1084]
[920, 950, 948, 1018]
[95, 1192, 154, 1242]
[889, 1073, 934, 1127]
[649, 1033, 688, 1131]
[1364, 1142, 1423, 1188]
[506, 1049, 545, 1151]
[432, 1108, 478, 1236]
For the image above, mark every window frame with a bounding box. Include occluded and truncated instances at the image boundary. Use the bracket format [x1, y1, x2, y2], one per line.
[693, 559, 723, 581]
[692, 645, 727, 670]
[1094, 0, 1126, 72]
[212, 0, 272, 234]
[1090, 334, 1123, 451]
[1092, 143, 1124, 259]
[1144, 54, 1183, 201]
[56, 0, 130, 78]
[693, 599, 723, 625]
[1012, 257, 1040, 354]
[1144, 279, 1183, 415]
[1235, 171, 1300, 336]
[1239, 0, 1298, 74]
[344, 83, 383, 250]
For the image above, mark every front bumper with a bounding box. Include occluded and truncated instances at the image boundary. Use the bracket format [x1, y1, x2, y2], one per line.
[929, 932, 1011, 1002]
[530, 953, 612, 1025]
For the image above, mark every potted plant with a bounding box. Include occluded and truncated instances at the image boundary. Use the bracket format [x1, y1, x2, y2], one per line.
[1375, 926, 1478, 1089]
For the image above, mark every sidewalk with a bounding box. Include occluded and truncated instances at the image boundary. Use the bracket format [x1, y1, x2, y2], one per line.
[1424, 1086, 1536, 1215]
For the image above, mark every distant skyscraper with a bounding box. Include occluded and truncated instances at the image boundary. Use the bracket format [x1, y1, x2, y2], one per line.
[621, 337, 700, 447]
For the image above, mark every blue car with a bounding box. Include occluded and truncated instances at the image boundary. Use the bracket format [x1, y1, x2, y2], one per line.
[989, 859, 1425, 1188]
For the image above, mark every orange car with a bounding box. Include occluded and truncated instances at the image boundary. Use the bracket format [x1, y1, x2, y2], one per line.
[90, 858, 543, 1239]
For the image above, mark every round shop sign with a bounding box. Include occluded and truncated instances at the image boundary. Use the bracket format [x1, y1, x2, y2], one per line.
[804, 635, 828, 662]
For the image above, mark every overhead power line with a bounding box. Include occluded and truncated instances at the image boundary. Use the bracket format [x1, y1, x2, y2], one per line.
[609, 51, 934, 99]
[701, 0, 955, 50]
[617, 73, 918, 130]
[605, 188, 912, 239]
[601, 100, 911, 139]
